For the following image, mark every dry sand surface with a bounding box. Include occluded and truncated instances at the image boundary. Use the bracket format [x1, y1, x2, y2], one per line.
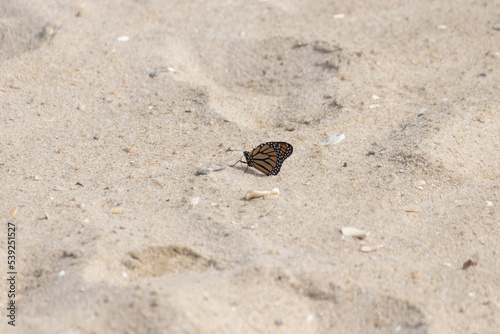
[1, 0, 499, 333]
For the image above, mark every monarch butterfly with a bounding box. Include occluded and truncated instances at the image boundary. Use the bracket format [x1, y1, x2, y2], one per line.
[229, 142, 293, 176]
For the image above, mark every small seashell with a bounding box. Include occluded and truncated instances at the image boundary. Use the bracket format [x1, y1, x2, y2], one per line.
[117, 35, 129, 41]
[110, 207, 124, 214]
[437, 24, 447, 30]
[196, 163, 225, 175]
[245, 188, 280, 200]
[341, 227, 368, 239]
[322, 133, 345, 145]
[333, 13, 345, 19]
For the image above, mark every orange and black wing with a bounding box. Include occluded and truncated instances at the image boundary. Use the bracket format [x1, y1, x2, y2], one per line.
[246, 142, 293, 176]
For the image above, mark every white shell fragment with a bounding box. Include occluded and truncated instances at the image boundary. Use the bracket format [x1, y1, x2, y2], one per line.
[322, 133, 345, 145]
[196, 163, 225, 175]
[341, 227, 368, 239]
[360, 245, 382, 253]
[117, 35, 129, 41]
[245, 188, 280, 200]
[190, 197, 200, 206]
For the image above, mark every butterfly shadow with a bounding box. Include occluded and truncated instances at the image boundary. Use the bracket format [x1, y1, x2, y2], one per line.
[229, 164, 268, 177]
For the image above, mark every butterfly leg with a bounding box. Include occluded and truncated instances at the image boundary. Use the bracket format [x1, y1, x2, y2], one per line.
[229, 156, 246, 168]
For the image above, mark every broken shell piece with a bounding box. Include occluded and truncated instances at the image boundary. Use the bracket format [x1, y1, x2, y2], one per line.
[341, 227, 368, 239]
[245, 188, 279, 200]
[360, 245, 383, 253]
[196, 163, 225, 175]
[322, 133, 345, 145]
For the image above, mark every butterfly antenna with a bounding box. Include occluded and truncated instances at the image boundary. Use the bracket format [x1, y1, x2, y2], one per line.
[225, 147, 243, 153]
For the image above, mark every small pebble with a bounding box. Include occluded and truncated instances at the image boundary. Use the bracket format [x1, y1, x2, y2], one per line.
[124, 147, 138, 153]
[437, 24, 447, 30]
[322, 133, 345, 145]
[367, 151, 376, 155]
[58, 270, 66, 277]
[486, 201, 493, 207]
[117, 35, 129, 41]
[333, 13, 345, 19]
[41, 24, 56, 39]
[463, 259, 476, 270]
[196, 163, 225, 175]
[493, 22, 500, 31]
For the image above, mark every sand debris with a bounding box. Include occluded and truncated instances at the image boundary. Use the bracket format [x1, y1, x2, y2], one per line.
[341, 227, 368, 239]
[463, 259, 477, 270]
[322, 133, 345, 145]
[110, 207, 124, 214]
[360, 245, 383, 253]
[124, 147, 138, 153]
[245, 188, 280, 200]
[196, 163, 225, 175]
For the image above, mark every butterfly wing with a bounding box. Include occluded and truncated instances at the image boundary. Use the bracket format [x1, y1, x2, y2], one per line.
[245, 142, 293, 176]
[246, 143, 278, 175]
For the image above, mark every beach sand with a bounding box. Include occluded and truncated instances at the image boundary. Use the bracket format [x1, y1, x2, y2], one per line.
[1, 0, 499, 333]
